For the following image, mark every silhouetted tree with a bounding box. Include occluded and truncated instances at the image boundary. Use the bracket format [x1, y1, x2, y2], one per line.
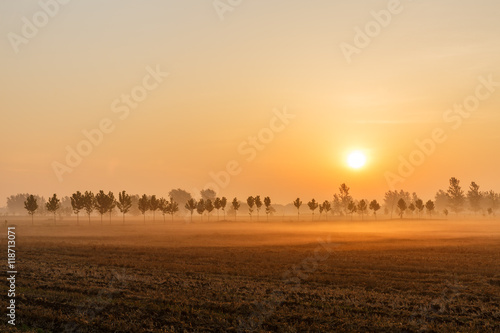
[185, 198, 197, 223]
[247, 196, 255, 221]
[447, 177, 465, 214]
[169, 189, 193, 213]
[415, 199, 424, 219]
[205, 199, 214, 222]
[408, 203, 416, 217]
[347, 200, 357, 220]
[255, 196, 263, 221]
[83, 191, 95, 224]
[467, 182, 482, 215]
[322, 200, 331, 221]
[384, 190, 411, 219]
[107, 191, 116, 223]
[434, 189, 450, 212]
[7, 194, 29, 215]
[220, 197, 227, 220]
[70, 191, 85, 225]
[332, 194, 342, 216]
[443, 209, 449, 218]
[138, 194, 150, 223]
[426, 200, 435, 217]
[117, 191, 132, 224]
[46, 194, 60, 224]
[168, 198, 179, 222]
[95, 191, 113, 225]
[357, 200, 367, 220]
[264, 196, 272, 221]
[197, 199, 206, 222]
[293, 198, 302, 221]
[339, 184, 352, 216]
[397, 198, 407, 219]
[200, 189, 217, 201]
[214, 198, 222, 221]
[484, 190, 500, 215]
[308, 199, 319, 221]
[149, 195, 160, 222]
[24, 194, 38, 225]
[369, 200, 381, 219]
[232, 197, 240, 221]
[159, 198, 168, 223]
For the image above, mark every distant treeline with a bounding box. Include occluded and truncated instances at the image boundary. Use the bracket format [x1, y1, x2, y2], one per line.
[5, 177, 500, 224]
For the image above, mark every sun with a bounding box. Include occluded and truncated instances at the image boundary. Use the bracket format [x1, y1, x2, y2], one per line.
[347, 150, 367, 169]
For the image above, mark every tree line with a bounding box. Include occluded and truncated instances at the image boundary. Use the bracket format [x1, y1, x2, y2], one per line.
[12, 177, 500, 225]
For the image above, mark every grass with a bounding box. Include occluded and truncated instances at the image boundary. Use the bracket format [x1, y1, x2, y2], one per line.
[1, 218, 499, 332]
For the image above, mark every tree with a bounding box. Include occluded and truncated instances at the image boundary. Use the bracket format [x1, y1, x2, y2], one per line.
[247, 196, 255, 221]
[107, 191, 116, 223]
[168, 198, 179, 222]
[205, 199, 214, 222]
[397, 198, 407, 219]
[415, 199, 424, 219]
[83, 191, 95, 224]
[138, 194, 150, 223]
[443, 209, 449, 218]
[24, 194, 38, 225]
[255, 196, 263, 221]
[95, 191, 112, 225]
[70, 191, 85, 225]
[322, 201, 331, 221]
[168, 189, 193, 213]
[293, 198, 302, 221]
[220, 197, 227, 220]
[159, 198, 168, 223]
[447, 177, 465, 214]
[347, 200, 357, 220]
[434, 189, 450, 212]
[467, 181, 482, 215]
[185, 198, 197, 223]
[8, 194, 31, 215]
[232, 198, 240, 221]
[357, 200, 367, 220]
[117, 191, 132, 224]
[200, 189, 217, 201]
[197, 199, 206, 222]
[149, 195, 160, 222]
[425, 200, 435, 217]
[408, 203, 416, 217]
[46, 194, 60, 224]
[264, 196, 272, 221]
[484, 190, 500, 215]
[384, 190, 411, 219]
[369, 200, 381, 219]
[339, 184, 352, 216]
[332, 194, 342, 216]
[214, 198, 222, 221]
[307, 199, 319, 221]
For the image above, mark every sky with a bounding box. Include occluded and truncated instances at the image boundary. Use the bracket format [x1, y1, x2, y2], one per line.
[1, 0, 499, 206]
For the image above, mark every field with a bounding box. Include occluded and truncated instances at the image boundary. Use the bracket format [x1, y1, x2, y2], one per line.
[1, 217, 500, 332]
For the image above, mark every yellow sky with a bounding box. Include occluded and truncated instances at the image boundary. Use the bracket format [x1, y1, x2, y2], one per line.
[1, 0, 499, 205]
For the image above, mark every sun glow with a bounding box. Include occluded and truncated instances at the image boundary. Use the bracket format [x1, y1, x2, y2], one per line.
[347, 151, 367, 169]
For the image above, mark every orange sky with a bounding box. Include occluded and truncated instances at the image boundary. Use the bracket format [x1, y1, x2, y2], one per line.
[1, 0, 499, 206]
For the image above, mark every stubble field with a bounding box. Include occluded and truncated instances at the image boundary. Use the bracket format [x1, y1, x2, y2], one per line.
[1, 217, 500, 332]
